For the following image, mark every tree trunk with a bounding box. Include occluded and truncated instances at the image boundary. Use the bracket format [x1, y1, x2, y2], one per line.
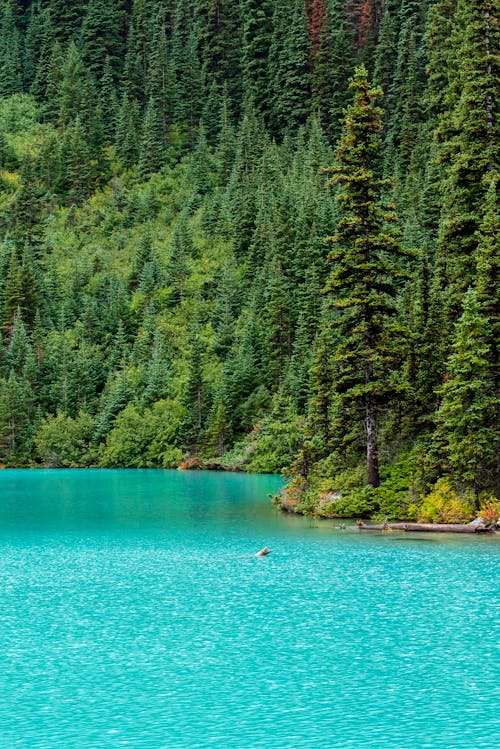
[365, 399, 379, 487]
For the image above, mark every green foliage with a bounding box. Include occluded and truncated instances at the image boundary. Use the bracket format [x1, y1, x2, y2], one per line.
[35, 410, 95, 467]
[0, 0, 495, 520]
[320, 485, 378, 520]
[323, 66, 410, 488]
[245, 398, 304, 474]
[373, 450, 423, 520]
[99, 399, 185, 468]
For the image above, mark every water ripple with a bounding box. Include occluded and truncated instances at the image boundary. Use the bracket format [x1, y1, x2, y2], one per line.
[0, 470, 499, 748]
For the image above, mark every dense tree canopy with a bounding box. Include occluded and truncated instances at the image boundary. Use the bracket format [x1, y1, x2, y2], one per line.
[0, 0, 497, 519]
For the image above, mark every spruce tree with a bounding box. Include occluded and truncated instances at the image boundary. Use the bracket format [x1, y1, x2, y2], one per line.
[0, 369, 33, 465]
[269, 0, 310, 137]
[241, 0, 273, 117]
[80, 0, 126, 83]
[323, 67, 408, 487]
[147, 7, 172, 145]
[434, 282, 499, 500]
[432, 177, 499, 498]
[42, 41, 64, 123]
[2, 247, 22, 335]
[115, 93, 141, 168]
[0, 1, 23, 96]
[314, 0, 354, 142]
[99, 56, 119, 141]
[58, 42, 86, 128]
[435, 0, 499, 316]
[48, 0, 84, 41]
[26, 3, 55, 100]
[138, 97, 165, 178]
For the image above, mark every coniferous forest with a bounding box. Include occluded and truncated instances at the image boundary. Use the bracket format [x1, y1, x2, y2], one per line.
[0, 0, 498, 521]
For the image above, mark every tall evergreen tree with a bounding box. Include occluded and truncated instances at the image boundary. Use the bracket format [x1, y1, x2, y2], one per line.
[80, 0, 126, 83]
[0, 1, 23, 95]
[434, 0, 498, 318]
[138, 96, 165, 178]
[434, 224, 499, 500]
[241, 0, 273, 117]
[323, 67, 409, 487]
[269, 0, 311, 136]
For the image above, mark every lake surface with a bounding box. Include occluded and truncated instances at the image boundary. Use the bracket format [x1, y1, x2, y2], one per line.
[0, 469, 499, 749]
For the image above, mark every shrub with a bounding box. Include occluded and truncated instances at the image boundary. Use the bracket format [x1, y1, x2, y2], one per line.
[375, 450, 423, 520]
[99, 399, 185, 468]
[245, 406, 304, 474]
[35, 411, 95, 467]
[321, 485, 378, 518]
[178, 456, 205, 470]
[418, 479, 475, 523]
[480, 496, 500, 526]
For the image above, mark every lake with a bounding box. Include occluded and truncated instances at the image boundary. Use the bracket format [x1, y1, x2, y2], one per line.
[0, 469, 498, 748]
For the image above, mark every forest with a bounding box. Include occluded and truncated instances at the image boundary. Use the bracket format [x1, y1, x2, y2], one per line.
[0, 0, 498, 522]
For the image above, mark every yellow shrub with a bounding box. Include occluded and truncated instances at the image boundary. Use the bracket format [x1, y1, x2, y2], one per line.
[418, 479, 475, 523]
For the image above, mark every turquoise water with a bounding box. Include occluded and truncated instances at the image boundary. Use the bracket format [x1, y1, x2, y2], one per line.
[0, 469, 499, 749]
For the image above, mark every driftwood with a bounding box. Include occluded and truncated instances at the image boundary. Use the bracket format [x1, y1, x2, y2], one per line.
[354, 521, 490, 534]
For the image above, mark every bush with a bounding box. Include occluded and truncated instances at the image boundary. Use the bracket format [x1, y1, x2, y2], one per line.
[245, 403, 305, 474]
[99, 399, 185, 467]
[375, 450, 423, 520]
[418, 478, 475, 523]
[35, 411, 95, 467]
[480, 496, 500, 526]
[320, 485, 378, 518]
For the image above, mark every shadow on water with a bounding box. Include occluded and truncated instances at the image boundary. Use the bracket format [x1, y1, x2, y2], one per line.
[387, 536, 441, 543]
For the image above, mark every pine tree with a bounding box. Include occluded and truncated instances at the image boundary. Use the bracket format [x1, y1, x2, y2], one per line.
[48, 0, 84, 41]
[6, 312, 31, 376]
[0, 1, 23, 96]
[211, 258, 241, 358]
[196, 0, 242, 100]
[42, 41, 64, 123]
[138, 96, 165, 178]
[58, 42, 86, 128]
[435, 0, 499, 316]
[120, 20, 144, 103]
[59, 116, 94, 203]
[141, 331, 171, 407]
[311, 0, 354, 142]
[99, 56, 119, 141]
[93, 369, 132, 444]
[181, 335, 206, 450]
[26, 2, 55, 100]
[323, 67, 409, 487]
[431, 177, 500, 499]
[224, 104, 269, 257]
[147, 7, 172, 145]
[434, 283, 499, 500]
[190, 126, 214, 198]
[269, 0, 311, 137]
[11, 156, 43, 243]
[262, 254, 293, 387]
[298, 321, 333, 475]
[0, 369, 33, 465]
[166, 214, 193, 306]
[204, 392, 231, 457]
[241, 0, 273, 117]
[1, 247, 22, 335]
[80, 0, 126, 83]
[115, 93, 141, 168]
[171, 1, 203, 140]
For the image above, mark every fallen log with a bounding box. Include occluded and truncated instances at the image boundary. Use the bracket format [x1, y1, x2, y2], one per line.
[354, 521, 490, 534]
